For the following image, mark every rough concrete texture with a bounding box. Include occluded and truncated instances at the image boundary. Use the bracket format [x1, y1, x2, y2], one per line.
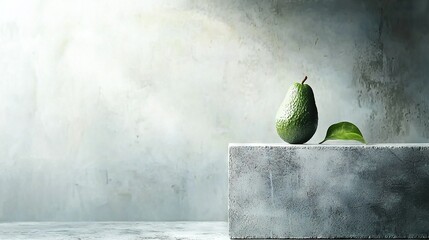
[229, 144, 429, 238]
[0, 222, 229, 240]
[0, 0, 429, 221]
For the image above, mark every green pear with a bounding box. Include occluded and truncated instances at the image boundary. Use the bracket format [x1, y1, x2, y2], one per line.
[275, 76, 318, 144]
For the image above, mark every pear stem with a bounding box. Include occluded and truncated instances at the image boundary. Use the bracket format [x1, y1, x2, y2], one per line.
[301, 76, 308, 84]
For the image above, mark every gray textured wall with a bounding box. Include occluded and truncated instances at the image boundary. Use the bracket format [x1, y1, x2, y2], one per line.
[0, 0, 428, 221]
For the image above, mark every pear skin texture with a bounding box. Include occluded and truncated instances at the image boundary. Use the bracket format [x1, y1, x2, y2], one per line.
[275, 82, 318, 144]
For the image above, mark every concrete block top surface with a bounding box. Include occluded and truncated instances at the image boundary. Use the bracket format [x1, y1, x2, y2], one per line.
[228, 143, 429, 238]
[229, 143, 429, 147]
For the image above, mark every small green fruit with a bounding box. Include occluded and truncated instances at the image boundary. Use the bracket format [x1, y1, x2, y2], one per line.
[275, 76, 318, 144]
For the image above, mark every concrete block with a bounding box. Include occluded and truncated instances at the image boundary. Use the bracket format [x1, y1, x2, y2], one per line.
[228, 144, 429, 238]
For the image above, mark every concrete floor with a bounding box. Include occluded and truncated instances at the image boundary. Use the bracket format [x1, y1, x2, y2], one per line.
[0, 222, 228, 240]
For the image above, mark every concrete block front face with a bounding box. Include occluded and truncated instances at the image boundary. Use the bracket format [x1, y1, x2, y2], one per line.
[228, 144, 429, 238]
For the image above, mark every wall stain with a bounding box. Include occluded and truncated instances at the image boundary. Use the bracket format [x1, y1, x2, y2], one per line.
[353, 1, 429, 142]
